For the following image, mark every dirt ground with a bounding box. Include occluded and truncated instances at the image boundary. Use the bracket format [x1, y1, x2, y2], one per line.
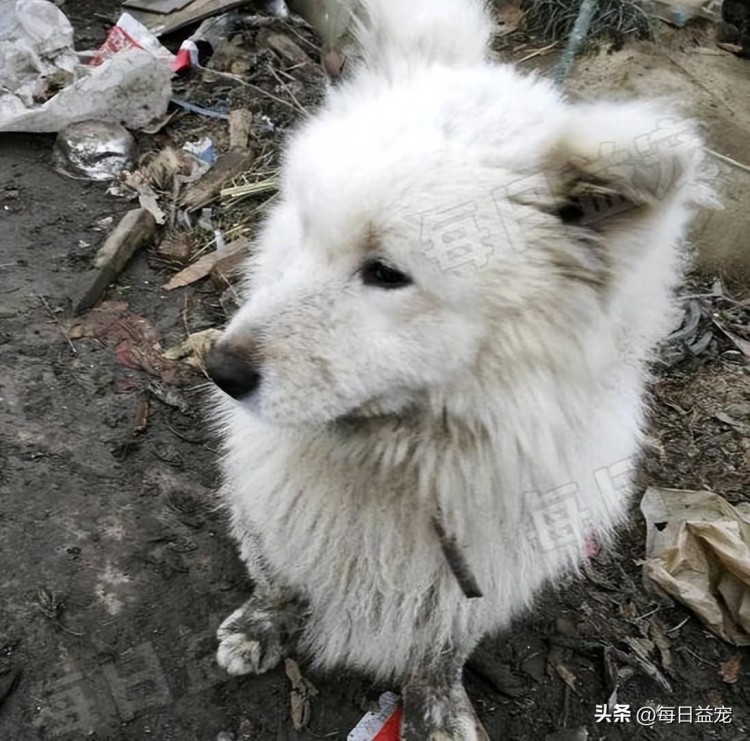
[1, 2, 749, 740]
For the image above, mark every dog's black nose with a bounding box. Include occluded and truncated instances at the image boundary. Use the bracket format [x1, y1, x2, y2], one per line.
[205, 342, 261, 399]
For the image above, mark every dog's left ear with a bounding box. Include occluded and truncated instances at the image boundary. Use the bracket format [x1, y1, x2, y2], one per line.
[548, 101, 704, 230]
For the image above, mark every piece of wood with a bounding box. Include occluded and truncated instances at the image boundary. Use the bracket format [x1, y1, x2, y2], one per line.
[122, 0, 193, 14]
[263, 32, 312, 67]
[229, 109, 253, 150]
[180, 149, 255, 213]
[74, 209, 156, 314]
[128, 0, 250, 37]
[163, 238, 251, 291]
[432, 515, 483, 599]
[93, 208, 156, 271]
[156, 231, 193, 265]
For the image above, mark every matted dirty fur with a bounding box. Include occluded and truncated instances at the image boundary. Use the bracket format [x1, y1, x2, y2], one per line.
[207, 0, 708, 735]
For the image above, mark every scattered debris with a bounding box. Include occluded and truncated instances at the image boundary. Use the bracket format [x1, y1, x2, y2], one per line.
[148, 381, 192, 415]
[220, 173, 279, 202]
[210, 248, 247, 289]
[659, 283, 750, 367]
[714, 319, 750, 359]
[649, 621, 674, 676]
[93, 216, 115, 232]
[36, 293, 77, 355]
[263, 32, 312, 66]
[164, 328, 223, 370]
[115, 330, 185, 386]
[468, 653, 528, 697]
[653, 0, 723, 27]
[286, 0, 354, 76]
[229, 109, 254, 150]
[173, 12, 239, 73]
[641, 487, 750, 646]
[123, 0, 194, 12]
[163, 237, 251, 290]
[714, 411, 750, 434]
[547, 646, 578, 693]
[549, 635, 673, 694]
[124, 144, 210, 224]
[496, 1, 526, 35]
[180, 149, 256, 213]
[53, 120, 136, 181]
[521, 0, 653, 49]
[347, 691, 402, 741]
[220, 286, 241, 317]
[132, 398, 151, 436]
[621, 637, 672, 692]
[719, 654, 742, 683]
[0, 2, 171, 132]
[157, 230, 194, 265]
[33, 587, 83, 636]
[521, 648, 548, 684]
[69, 301, 190, 386]
[183, 137, 217, 167]
[284, 658, 318, 731]
[74, 209, 157, 314]
[130, 0, 256, 37]
[92, 12, 175, 67]
[170, 96, 231, 120]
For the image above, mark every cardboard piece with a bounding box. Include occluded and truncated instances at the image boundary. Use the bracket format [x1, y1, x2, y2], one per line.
[127, 0, 250, 37]
[641, 487, 750, 646]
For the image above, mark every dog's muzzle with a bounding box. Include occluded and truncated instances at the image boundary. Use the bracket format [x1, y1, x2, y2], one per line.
[205, 342, 261, 400]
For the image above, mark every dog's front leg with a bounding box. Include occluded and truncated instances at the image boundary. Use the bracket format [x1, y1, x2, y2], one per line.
[401, 657, 489, 741]
[216, 587, 303, 676]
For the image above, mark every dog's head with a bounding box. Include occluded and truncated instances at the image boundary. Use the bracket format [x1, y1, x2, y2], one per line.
[207, 79, 703, 425]
[208, 65, 703, 426]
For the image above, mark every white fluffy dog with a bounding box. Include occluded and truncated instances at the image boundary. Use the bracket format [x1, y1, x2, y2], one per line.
[206, 1, 705, 737]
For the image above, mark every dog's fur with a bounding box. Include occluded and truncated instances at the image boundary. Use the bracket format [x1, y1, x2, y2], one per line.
[208, 1, 706, 736]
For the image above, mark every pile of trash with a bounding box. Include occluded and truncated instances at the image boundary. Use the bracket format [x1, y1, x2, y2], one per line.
[0, 0, 353, 134]
[0, 1, 173, 132]
[0, 0, 332, 325]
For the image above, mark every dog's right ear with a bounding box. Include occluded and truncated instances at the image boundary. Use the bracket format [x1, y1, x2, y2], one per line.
[353, 0, 493, 70]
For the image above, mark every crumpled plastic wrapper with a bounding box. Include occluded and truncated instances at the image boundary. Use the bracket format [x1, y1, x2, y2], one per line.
[641, 487, 750, 645]
[53, 120, 136, 181]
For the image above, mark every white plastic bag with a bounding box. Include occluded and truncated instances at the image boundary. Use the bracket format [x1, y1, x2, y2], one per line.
[0, 0, 79, 106]
[0, 1, 172, 133]
[0, 47, 172, 133]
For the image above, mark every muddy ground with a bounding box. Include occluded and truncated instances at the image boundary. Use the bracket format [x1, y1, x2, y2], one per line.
[1, 2, 750, 740]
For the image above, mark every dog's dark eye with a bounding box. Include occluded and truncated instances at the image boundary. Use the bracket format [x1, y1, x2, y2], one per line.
[557, 199, 585, 225]
[361, 259, 413, 289]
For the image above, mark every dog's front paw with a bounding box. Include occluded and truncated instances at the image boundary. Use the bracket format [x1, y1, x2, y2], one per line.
[401, 675, 489, 741]
[216, 604, 286, 675]
[216, 629, 282, 675]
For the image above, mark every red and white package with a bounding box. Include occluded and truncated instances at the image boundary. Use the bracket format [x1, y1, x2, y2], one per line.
[172, 39, 199, 74]
[172, 14, 234, 74]
[348, 692, 403, 741]
[91, 13, 174, 68]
